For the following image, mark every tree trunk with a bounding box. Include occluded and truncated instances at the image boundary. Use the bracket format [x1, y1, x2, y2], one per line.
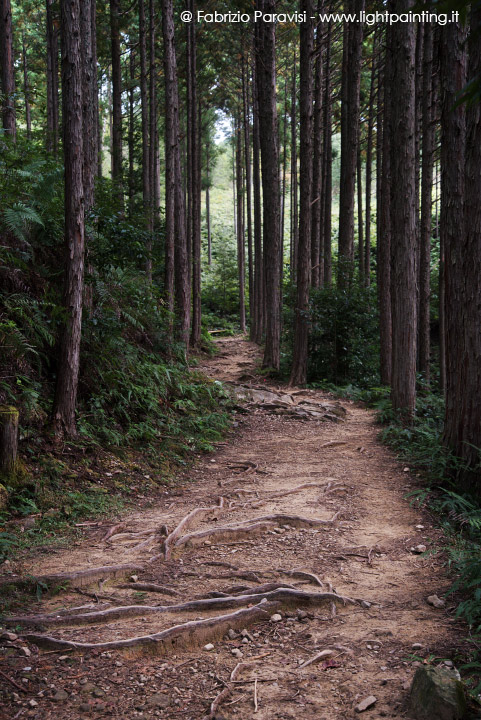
[256, 0, 281, 369]
[357, 144, 364, 280]
[290, 52, 298, 281]
[242, 54, 254, 338]
[139, 0, 151, 280]
[290, 0, 314, 386]
[389, 0, 417, 419]
[22, 33, 31, 140]
[310, 11, 323, 290]
[364, 29, 377, 287]
[378, 27, 392, 386]
[453, 9, 481, 489]
[52, 0, 85, 438]
[162, 0, 190, 349]
[418, 23, 434, 383]
[206, 139, 212, 266]
[128, 48, 135, 217]
[337, 0, 364, 288]
[440, 20, 467, 461]
[110, 0, 123, 207]
[236, 114, 246, 333]
[91, 0, 100, 178]
[190, 0, 202, 347]
[252, 55, 264, 343]
[0, 406, 18, 478]
[322, 21, 332, 287]
[0, 0, 16, 140]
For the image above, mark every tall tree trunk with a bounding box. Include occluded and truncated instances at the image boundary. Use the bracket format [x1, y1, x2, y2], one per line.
[110, 0, 123, 207]
[206, 139, 212, 266]
[162, 0, 190, 349]
[190, 0, 202, 347]
[440, 21, 467, 461]
[0, 0, 16, 140]
[252, 55, 264, 343]
[128, 48, 135, 217]
[236, 114, 246, 333]
[322, 21, 332, 287]
[337, 0, 364, 288]
[389, 0, 417, 419]
[139, 0, 151, 280]
[364, 29, 377, 287]
[290, 0, 314, 386]
[242, 54, 254, 338]
[418, 23, 434, 383]
[378, 27, 392, 386]
[22, 33, 31, 140]
[357, 144, 364, 280]
[453, 10, 481, 490]
[52, 0, 85, 438]
[290, 52, 298, 281]
[91, 0, 100, 178]
[256, 0, 281, 369]
[311, 12, 323, 290]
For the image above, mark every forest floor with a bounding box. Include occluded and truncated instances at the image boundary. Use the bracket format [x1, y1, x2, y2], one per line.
[0, 336, 471, 720]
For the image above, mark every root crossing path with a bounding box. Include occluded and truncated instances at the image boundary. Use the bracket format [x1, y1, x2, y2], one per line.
[1, 337, 466, 719]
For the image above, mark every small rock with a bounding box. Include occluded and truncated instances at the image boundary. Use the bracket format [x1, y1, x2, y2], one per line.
[130, 575, 138, 583]
[242, 637, 249, 644]
[52, 689, 69, 702]
[28, 700, 38, 708]
[427, 594, 446, 609]
[231, 648, 243, 658]
[139, 674, 148, 682]
[227, 629, 237, 640]
[146, 694, 171, 709]
[355, 695, 377, 713]
[412, 643, 424, 650]
[296, 609, 308, 620]
[204, 643, 215, 651]
[410, 665, 466, 720]
[79, 678, 88, 686]
[18, 646, 31, 657]
[404, 467, 410, 472]
[92, 688, 105, 698]
[360, 600, 371, 609]
[416, 525, 425, 530]
[78, 703, 91, 712]
[270, 613, 282, 623]
[0, 631, 18, 642]
[444, 660, 453, 668]
[411, 545, 427, 554]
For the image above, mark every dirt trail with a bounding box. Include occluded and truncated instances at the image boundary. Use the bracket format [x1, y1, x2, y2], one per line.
[0, 337, 467, 719]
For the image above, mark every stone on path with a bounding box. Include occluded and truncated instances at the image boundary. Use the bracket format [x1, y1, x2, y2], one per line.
[355, 695, 377, 713]
[410, 666, 467, 720]
[427, 594, 446, 608]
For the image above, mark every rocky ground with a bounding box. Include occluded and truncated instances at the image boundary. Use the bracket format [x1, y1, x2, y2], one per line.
[0, 336, 474, 720]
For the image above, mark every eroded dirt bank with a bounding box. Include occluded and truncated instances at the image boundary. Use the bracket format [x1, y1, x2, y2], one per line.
[0, 336, 468, 720]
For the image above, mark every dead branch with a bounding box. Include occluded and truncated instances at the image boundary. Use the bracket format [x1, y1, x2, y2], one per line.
[204, 661, 260, 720]
[296, 649, 335, 669]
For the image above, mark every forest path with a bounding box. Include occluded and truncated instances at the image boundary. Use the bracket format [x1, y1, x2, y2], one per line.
[1, 336, 466, 720]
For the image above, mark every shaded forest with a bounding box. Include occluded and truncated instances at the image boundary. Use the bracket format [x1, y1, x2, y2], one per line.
[1, 0, 481, 616]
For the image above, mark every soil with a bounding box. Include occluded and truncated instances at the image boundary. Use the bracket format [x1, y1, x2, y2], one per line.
[0, 336, 470, 720]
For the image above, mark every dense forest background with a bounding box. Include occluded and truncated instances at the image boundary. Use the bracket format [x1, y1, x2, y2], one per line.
[1, 0, 481, 631]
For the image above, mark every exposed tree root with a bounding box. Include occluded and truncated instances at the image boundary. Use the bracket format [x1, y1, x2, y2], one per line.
[0, 563, 144, 593]
[163, 497, 226, 560]
[11, 588, 355, 628]
[275, 569, 325, 588]
[233, 510, 343, 529]
[117, 582, 179, 596]
[319, 441, 347, 449]
[173, 521, 276, 551]
[21, 602, 274, 656]
[101, 523, 125, 542]
[227, 461, 258, 475]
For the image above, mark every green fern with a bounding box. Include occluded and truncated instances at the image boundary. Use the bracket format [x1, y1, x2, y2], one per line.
[3, 202, 44, 243]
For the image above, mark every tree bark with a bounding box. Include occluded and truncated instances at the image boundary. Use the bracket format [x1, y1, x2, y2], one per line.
[190, 0, 202, 347]
[440, 21, 467, 462]
[46, 0, 59, 155]
[290, 0, 314, 386]
[110, 0, 123, 207]
[337, 0, 364, 288]
[311, 11, 323, 290]
[290, 52, 298, 281]
[0, 0, 16, 140]
[378, 26, 392, 386]
[0, 406, 18, 478]
[364, 29, 377, 287]
[22, 33, 31, 140]
[162, 0, 190, 349]
[236, 114, 246, 333]
[418, 23, 434, 383]
[357, 144, 364, 280]
[52, 0, 85, 438]
[139, 0, 151, 280]
[242, 53, 254, 337]
[252, 54, 264, 343]
[389, 0, 417, 420]
[321, 21, 332, 287]
[256, 0, 281, 370]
